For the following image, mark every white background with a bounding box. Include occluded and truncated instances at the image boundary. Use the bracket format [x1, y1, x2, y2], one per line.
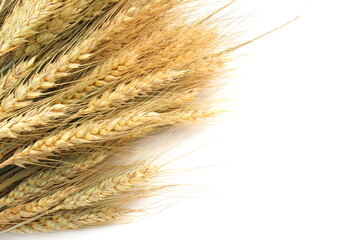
[6, 0, 360, 239]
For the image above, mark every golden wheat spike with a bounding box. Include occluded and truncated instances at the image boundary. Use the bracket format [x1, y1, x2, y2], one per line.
[0, 186, 78, 224]
[0, 57, 35, 94]
[0, 0, 244, 234]
[0, 0, 180, 115]
[82, 0, 120, 21]
[0, 0, 14, 21]
[0, 0, 62, 56]
[59, 23, 221, 108]
[12, 206, 126, 233]
[77, 70, 186, 116]
[58, 51, 139, 105]
[0, 104, 66, 139]
[17, 0, 96, 57]
[53, 163, 158, 211]
[0, 107, 217, 168]
[1, 111, 159, 168]
[0, 152, 107, 207]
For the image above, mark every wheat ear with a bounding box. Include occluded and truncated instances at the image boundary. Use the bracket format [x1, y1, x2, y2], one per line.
[1, 111, 160, 168]
[162, 108, 220, 124]
[58, 24, 202, 105]
[17, 0, 95, 57]
[142, 87, 201, 113]
[0, 57, 35, 94]
[1, 106, 217, 168]
[12, 206, 125, 233]
[78, 70, 185, 116]
[53, 164, 158, 211]
[0, 0, 173, 114]
[0, 0, 62, 56]
[0, 186, 78, 224]
[0, 0, 15, 21]
[0, 104, 66, 139]
[0, 153, 107, 207]
[82, 0, 120, 21]
[59, 51, 139, 105]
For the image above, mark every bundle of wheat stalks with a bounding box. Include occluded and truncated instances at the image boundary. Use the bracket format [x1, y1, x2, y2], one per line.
[0, 0, 241, 234]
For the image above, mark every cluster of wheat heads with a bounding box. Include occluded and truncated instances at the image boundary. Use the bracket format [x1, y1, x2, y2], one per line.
[0, 0, 242, 234]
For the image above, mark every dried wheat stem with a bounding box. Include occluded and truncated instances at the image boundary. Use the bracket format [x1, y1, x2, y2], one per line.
[0, 153, 107, 207]
[12, 206, 124, 233]
[0, 0, 62, 55]
[0, 104, 66, 139]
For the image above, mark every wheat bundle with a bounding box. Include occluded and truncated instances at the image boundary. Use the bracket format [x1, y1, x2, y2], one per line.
[0, 0, 247, 234]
